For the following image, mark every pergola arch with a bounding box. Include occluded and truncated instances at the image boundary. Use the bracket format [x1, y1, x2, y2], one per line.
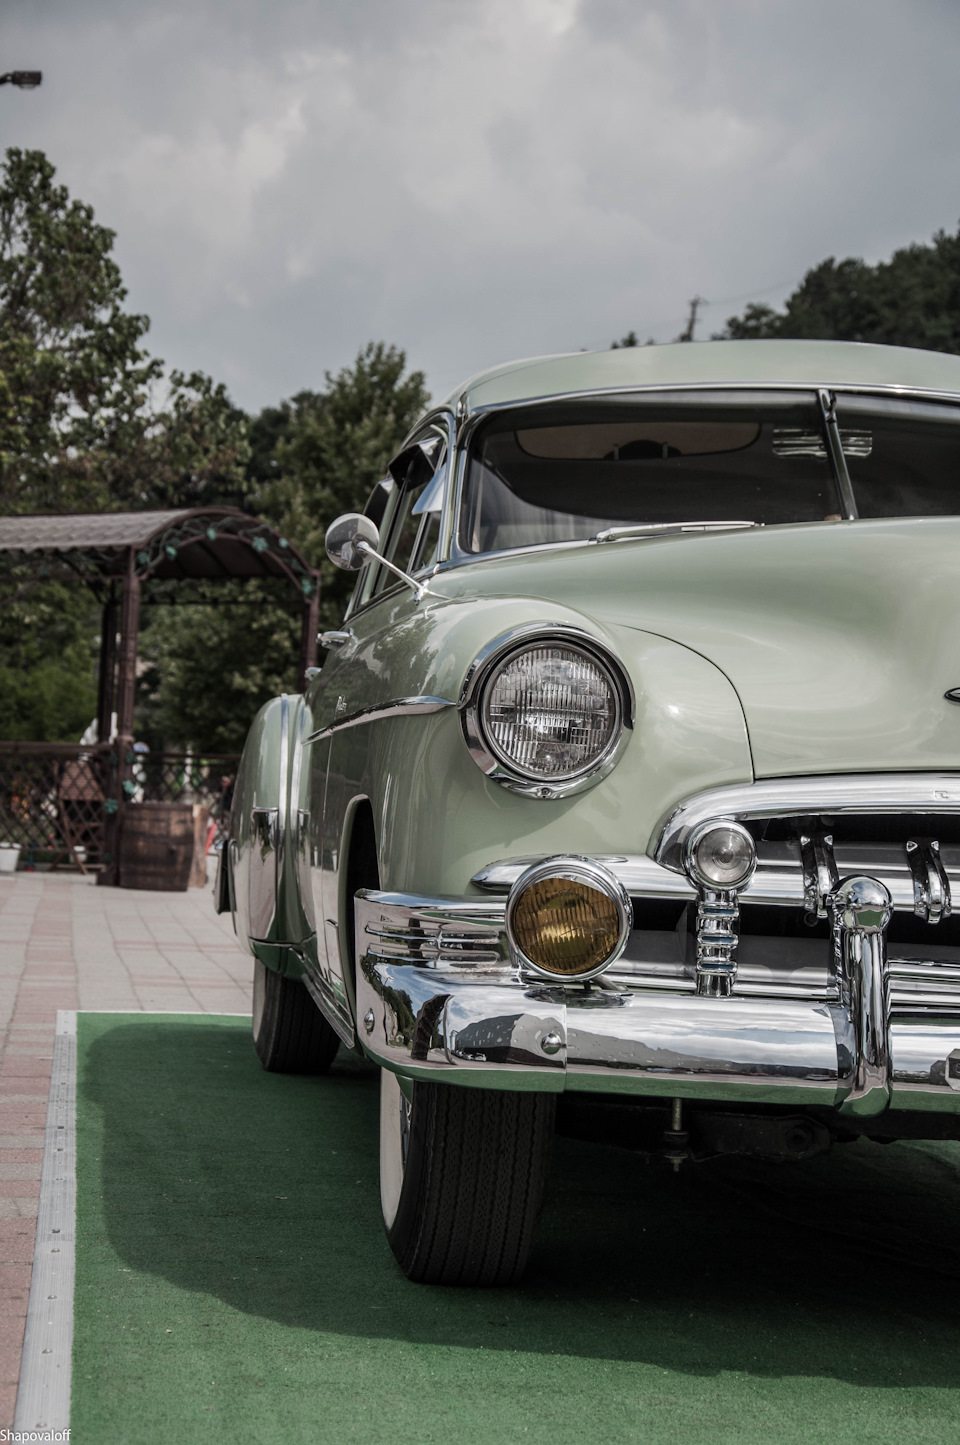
[0, 508, 320, 883]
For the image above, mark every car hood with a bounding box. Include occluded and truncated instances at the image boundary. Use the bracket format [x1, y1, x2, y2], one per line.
[441, 517, 960, 778]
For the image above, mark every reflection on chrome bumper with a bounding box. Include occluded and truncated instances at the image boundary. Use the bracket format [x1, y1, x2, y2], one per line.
[355, 889, 960, 1112]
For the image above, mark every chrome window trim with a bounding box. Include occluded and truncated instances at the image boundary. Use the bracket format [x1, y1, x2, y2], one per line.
[305, 695, 455, 743]
[461, 380, 960, 423]
[343, 409, 457, 622]
[654, 772, 960, 873]
[458, 623, 635, 799]
[444, 382, 960, 571]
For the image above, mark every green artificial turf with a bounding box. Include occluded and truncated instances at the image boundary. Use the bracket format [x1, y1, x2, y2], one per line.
[72, 1012, 960, 1445]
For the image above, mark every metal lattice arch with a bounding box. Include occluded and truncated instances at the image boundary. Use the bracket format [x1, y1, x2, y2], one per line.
[0, 508, 320, 883]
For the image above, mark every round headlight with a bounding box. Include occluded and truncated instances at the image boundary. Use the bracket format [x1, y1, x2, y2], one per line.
[479, 643, 621, 781]
[506, 858, 633, 980]
[685, 821, 756, 890]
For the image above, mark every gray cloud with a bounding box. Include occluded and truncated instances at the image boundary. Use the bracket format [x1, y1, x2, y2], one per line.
[4, 0, 959, 410]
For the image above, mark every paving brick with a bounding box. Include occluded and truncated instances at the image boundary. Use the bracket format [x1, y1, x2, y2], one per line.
[0, 1198, 38, 1220]
[0, 1161, 42, 1181]
[0, 1340, 25, 1387]
[0, 1181, 40, 1199]
[0, 1263, 31, 1289]
[0, 874, 252, 1402]
[0, 1315, 27, 1352]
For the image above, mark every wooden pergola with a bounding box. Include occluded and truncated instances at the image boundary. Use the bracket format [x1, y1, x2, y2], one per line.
[0, 508, 320, 883]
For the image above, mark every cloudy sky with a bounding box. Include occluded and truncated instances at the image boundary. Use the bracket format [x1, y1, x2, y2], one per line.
[4, 0, 959, 412]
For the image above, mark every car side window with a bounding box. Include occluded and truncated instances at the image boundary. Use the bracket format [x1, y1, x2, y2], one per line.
[369, 431, 447, 598]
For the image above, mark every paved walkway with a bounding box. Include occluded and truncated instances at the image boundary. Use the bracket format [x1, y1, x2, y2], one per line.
[0, 872, 252, 1428]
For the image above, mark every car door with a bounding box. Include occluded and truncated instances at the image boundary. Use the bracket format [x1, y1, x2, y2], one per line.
[303, 420, 452, 1041]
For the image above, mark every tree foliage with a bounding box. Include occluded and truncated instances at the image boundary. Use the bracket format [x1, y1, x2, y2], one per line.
[259, 341, 429, 629]
[0, 147, 160, 513]
[0, 147, 251, 515]
[0, 580, 98, 741]
[0, 150, 429, 748]
[143, 344, 429, 749]
[717, 226, 960, 351]
[139, 586, 302, 754]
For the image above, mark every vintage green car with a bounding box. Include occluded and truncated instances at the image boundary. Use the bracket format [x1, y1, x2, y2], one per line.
[220, 338, 960, 1285]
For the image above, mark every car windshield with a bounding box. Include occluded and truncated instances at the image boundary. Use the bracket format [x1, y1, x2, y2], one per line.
[458, 388, 960, 555]
[835, 395, 960, 518]
[459, 391, 839, 555]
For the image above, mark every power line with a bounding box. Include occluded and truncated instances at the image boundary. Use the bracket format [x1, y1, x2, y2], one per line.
[588, 271, 801, 351]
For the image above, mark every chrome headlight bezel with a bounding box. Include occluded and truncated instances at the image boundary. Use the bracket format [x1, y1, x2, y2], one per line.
[459, 624, 634, 799]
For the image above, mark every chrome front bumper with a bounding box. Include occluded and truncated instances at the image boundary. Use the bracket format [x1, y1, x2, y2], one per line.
[354, 885, 960, 1114]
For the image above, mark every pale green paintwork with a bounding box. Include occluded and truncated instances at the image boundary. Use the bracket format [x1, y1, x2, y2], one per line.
[233, 339, 960, 1029]
[312, 588, 752, 898]
[442, 338, 960, 413]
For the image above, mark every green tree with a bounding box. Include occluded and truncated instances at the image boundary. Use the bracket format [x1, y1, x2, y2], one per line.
[0, 148, 257, 741]
[144, 344, 429, 749]
[125, 369, 252, 512]
[260, 341, 429, 629]
[0, 579, 99, 740]
[139, 585, 301, 753]
[0, 148, 252, 516]
[0, 147, 161, 513]
[717, 226, 960, 351]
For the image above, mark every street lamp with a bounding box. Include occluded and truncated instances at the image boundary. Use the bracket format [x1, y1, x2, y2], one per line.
[0, 72, 42, 89]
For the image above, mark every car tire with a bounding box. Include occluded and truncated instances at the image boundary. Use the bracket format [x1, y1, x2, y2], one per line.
[252, 957, 340, 1074]
[380, 1068, 555, 1286]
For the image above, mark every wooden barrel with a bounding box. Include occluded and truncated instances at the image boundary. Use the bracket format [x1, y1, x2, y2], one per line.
[120, 802, 195, 891]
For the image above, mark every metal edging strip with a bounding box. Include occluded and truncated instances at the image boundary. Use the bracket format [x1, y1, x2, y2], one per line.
[14, 1008, 77, 1434]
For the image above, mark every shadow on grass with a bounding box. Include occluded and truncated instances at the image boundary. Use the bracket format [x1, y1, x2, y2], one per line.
[78, 1014, 960, 1388]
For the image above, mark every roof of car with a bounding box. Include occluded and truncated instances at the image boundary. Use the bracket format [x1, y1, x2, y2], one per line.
[443, 339, 960, 414]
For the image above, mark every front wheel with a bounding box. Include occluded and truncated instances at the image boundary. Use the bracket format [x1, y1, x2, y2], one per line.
[252, 957, 341, 1073]
[380, 1069, 555, 1286]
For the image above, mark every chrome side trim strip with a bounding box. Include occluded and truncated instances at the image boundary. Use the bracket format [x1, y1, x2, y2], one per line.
[305, 696, 455, 743]
[277, 692, 289, 893]
[655, 773, 960, 872]
[473, 854, 692, 895]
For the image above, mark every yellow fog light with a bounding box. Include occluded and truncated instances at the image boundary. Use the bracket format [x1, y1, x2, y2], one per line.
[506, 857, 632, 981]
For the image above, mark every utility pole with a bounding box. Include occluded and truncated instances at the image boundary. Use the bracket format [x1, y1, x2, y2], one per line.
[678, 295, 705, 343]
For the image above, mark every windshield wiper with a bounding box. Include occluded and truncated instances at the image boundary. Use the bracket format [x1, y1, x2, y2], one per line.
[590, 520, 761, 544]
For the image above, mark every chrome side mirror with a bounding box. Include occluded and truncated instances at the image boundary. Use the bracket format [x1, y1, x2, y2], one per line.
[325, 513, 380, 571]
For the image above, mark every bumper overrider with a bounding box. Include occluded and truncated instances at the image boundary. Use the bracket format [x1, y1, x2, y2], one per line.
[356, 774, 960, 1116]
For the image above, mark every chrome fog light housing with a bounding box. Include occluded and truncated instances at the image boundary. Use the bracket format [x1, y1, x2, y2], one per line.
[684, 820, 756, 890]
[506, 856, 633, 981]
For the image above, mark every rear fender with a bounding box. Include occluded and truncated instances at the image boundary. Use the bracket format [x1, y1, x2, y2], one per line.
[228, 692, 315, 974]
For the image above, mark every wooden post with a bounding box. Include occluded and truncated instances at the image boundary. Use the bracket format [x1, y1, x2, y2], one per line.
[96, 587, 118, 745]
[298, 572, 320, 690]
[100, 549, 141, 885]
